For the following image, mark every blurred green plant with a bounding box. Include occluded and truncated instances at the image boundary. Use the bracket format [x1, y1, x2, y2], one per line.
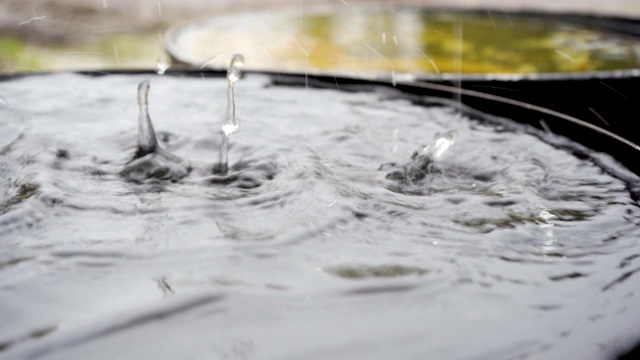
[0, 37, 40, 72]
[0, 33, 164, 73]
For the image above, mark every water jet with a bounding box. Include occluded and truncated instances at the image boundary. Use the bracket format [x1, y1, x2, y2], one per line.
[119, 79, 191, 183]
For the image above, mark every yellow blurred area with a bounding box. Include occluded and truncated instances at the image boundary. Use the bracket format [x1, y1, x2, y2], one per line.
[1, 1, 639, 75]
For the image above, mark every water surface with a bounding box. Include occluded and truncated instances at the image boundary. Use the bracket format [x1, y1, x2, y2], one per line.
[1, 73, 640, 359]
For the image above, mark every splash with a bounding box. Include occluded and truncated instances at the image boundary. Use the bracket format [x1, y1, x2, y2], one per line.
[135, 80, 158, 157]
[214, 54, 245, 175]
[421, 130, 457, 160]
[120, 79, 191, 183]
[385, 130, 458, 182]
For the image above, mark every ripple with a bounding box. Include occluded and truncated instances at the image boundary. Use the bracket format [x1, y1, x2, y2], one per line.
[1, 73, 640, 360]
[344, 284, 418, 296]
[325, 264, 429, 280]
[0, 183, 39, 215]
[0, 325, 57, 354]
[120, 151, 191, 184]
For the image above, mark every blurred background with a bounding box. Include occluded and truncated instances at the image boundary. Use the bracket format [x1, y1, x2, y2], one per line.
[1, 0, 639, 73]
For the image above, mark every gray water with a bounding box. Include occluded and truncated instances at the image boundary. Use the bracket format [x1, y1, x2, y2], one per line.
[1, 73, 640, 359]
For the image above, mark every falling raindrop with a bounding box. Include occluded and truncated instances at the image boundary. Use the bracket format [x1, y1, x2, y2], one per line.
[113, 45, 120, 65]
[555, 49, 575, 62]
[156, 54, 170, 75]
[392, 128, 399, 153]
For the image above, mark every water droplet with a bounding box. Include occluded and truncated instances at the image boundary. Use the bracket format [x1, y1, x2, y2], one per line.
[227, 54, 245, 84]
[422, 130, 457, 160]
[221, 54, 244, 137]
[385, 131, 458, 182]
[221, 124, 238, 138]
[156, 54, 170, 75]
